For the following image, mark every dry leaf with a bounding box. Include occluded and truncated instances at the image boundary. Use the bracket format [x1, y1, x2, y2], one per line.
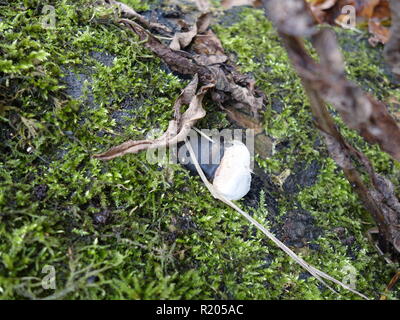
[169, 13, 212, 51]
[368, 19, 390, 46]
[192, 30, 226, 56]
[193, 54, 228, 66]
[94, 75, 214, 160]
[119, 19, 211, 83]
[170, 25, 199, 51]
[117, 15, 263, 121]
[306, 0, 392, 45]
[308, 0, 337, 23]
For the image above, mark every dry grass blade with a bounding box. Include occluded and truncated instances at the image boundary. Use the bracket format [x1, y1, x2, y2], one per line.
[184, 138, 369, 300]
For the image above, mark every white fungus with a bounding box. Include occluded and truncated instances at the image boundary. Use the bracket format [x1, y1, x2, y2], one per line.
[180, 137, 252, 201]
[212, 140, 251, 200]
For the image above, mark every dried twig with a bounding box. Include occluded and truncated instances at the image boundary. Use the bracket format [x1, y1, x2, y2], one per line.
[263, 0, 400, 253]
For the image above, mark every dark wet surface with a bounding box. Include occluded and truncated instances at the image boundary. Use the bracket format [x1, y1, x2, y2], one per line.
[242, 162, 322, 249]
[276, 209, 322, 248]
[243, 165, 279, 215]
[141, 8, 183, 33]
[164, 209, 201, 243]
[283, 160, 320, 194]
[90, 50, 116, 67]
[62, 69, 93, 102]
[33, 184, 48, 201]
[61, 51, 116, 109]
[271, 97, 285, 113]
[61, 50, 143, 135]
[218, 6, 252, 28]
[178, 134, 225, 181]
[87, 275, 100, 284]
[93, 209, 111, 225]
[0, 122, 14, 154]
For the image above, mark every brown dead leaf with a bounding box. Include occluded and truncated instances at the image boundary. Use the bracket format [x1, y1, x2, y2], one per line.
[192, 30, 226, 56]
[368, 19, 390, 46]
[193, 54, 228, 66]
[307, 0, 392, 45]
[170, 25, 199, 51]
[207, 66, 263, 115]
[371, 0, 391, 19]
[94, 75, 214, 160]
[308, 0, 338, 23]
[118, 17, 263, 118]
[169, 13, 212, 51]
[119, 19, 212, 83]
[357, 0, 381, 19]
[313, 0, 337, 9]
[307, 0, 389, 22]
[229, 83, 264, 114]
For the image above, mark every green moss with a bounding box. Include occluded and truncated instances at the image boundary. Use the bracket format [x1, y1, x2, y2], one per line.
[0, 2, 399, 300]
[119, 0, 150, 11]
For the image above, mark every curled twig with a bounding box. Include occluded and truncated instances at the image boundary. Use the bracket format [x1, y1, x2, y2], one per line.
[263, 0, 400, 254]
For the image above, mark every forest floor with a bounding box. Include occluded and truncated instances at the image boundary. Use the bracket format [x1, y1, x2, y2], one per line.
[0, 0, 399, 299]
